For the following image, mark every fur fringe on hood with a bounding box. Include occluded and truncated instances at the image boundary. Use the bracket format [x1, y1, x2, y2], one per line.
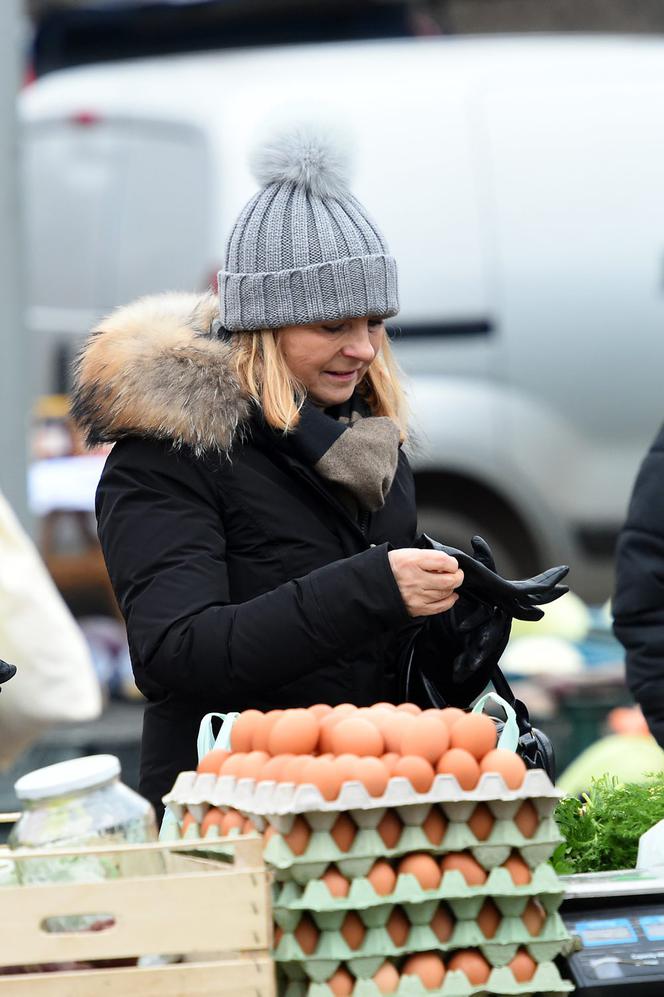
[71, 292, 251, 455]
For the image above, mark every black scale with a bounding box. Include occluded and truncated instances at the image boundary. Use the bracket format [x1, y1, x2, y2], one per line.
[557, 869, 664, 995]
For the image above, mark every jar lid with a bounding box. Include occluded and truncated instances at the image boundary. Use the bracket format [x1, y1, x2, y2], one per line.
[14, 754, 121, 801]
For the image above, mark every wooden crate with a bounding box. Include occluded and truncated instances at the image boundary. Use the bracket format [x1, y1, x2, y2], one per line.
[0, 831, 275, 996]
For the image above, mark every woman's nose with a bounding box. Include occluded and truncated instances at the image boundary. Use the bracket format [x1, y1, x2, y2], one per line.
[341, 323, 376, 363]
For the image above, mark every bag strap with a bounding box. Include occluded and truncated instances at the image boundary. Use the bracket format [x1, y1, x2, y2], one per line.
[471, 692, 520, 751]
[196, 711, 240, 761]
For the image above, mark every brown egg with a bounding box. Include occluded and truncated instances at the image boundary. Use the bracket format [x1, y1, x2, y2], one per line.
[439, 707, 466, 728]
[221, 809, 245, 835]
[260, 754, 293, 782]
[479, 749, 527, 789]
[298, 757, 343, 801]
[430, 904, 454, 942]
[333, 753, 360, 787]
[272, 924, 283, 948]
[372, 962, 400, 993]
[522, 898, 546, 936]
[355, 757, 390, 797]
[181, 811, 197, 837]
[230, 710, 264, 752]
[263, 824, 277, 846]
[333, 703, 358, 716]
[386, 906, 410, 947]
[440, 852, 487, 886]
[281, 755, 309, 783]
[283, 815, 311, 856]
[377, 809, 403, 848]
[502, 852, 532, 885]
[201, 807, 224, 836]
[422, 806, 448, 846]
[467, 803, 495, 841]
[400, 715, 450, 764]
[330, 813, 357, 852]
[367, 859, 397, 896]
[340, 911, 366, 950]
[477, 898, 501, 938]
[372, 701, 398, 711]
[330, 717, 385, 757]
[382, 714, 417, 753]
[436, 748, 480, 789]
[514, 800, 539, 838]
[252, 710, 284, 751]
[402, 952, 446, 989]
[396, 702, 422, 715]
[309, 703, 333, 719]
[237, 750, 270, 780]
[393, 756, 435, 792]
[398, 853, 441, 890]
[381, 752, 401, 775]
[197, 749, 230, 775]
[268, 709, 319, 755]
[318, 712, 345, 753]
[220, 753, 247, 778]
[508, 949, 537, 982]
[293, 914, 319, 955]
[242, 816, 257, 834]
[327, 968, 354, 996]
[449, 713, 498, 760]
[447, 950, 491, 984]
[321, 866, 350, 898]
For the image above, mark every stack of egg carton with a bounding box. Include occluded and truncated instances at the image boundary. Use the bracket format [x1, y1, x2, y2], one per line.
[164, 768, 574, 996]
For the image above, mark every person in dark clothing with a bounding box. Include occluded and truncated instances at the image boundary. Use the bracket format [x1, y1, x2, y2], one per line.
[613, 421, 664, 749]
[71, 124, 559, 816]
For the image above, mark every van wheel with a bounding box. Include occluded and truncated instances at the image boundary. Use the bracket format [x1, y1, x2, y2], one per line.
[414, 474, 540, 580]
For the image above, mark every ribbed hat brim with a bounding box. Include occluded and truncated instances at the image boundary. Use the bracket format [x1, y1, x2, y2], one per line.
[218, 254, 399, 331]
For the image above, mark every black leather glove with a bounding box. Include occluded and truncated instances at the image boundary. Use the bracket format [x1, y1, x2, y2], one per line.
[0, 659, 16, 692]
[447, 539, 511, 684]
[422, 533, 569, 621]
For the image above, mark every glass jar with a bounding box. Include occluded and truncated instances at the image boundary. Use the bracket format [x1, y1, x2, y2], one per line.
[9, 754, 162, 931]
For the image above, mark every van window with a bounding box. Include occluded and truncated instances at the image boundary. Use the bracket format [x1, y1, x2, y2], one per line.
[23, 118, 211, 312]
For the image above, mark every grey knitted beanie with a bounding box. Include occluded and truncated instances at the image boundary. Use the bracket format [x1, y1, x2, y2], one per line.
[217, 123, 399, 331]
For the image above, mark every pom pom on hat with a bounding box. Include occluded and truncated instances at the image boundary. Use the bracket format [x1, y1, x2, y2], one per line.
[250, 121, 353, 200]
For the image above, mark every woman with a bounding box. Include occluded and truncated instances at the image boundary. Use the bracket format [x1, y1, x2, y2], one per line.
[71, 126, 511, 815]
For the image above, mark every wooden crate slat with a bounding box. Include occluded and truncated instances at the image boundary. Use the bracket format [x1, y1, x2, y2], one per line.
[0, 869, 270, 966]
[0, 956, 276, 996]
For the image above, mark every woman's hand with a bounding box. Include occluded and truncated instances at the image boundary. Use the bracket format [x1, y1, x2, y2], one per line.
[388, 548, 464, 617]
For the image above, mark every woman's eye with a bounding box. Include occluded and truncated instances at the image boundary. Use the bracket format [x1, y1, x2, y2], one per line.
[322, 323, 345, 333]
[368, 318, 385, 329]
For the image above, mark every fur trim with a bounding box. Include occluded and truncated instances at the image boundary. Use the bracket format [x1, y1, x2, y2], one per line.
[71, 292, 251, 455]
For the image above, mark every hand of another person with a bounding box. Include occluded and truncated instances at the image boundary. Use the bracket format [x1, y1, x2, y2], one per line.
[388, 548, 464, 618]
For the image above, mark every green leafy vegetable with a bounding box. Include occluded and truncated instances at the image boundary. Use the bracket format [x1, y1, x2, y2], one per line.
[551, 771, 664, 874]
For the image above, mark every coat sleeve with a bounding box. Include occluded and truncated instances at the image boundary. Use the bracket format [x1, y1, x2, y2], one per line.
[96, 437, 411, 703]
[613, 423, 664, 748]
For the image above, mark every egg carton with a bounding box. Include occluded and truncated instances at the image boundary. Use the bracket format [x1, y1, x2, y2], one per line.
[273, 910, 570, 968]
[162, 770, 561, 828]
[273, 865, 564, 922]
[263, 817, 561, 878]
[281, 960, 575, 996]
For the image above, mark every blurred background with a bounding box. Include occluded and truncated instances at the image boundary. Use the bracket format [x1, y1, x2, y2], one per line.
[2, 0, 664, 811]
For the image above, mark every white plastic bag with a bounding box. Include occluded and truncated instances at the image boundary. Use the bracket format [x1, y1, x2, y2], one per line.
[0, 490, 102, 766]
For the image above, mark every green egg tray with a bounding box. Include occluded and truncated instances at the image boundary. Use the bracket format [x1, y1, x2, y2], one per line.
[264, 816, 561, 879]
[279, 959, 574, 994]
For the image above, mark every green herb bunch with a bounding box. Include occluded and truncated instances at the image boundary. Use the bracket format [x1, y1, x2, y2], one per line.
[551, 771, 664, 874]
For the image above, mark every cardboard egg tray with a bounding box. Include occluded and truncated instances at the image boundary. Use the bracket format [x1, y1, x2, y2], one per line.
[273, 907, 569, 968]
[162, 769, 561, 830]
[281, 960, 574, 996]
[272, 864, 563, 925]
[263, 816, 561, 881]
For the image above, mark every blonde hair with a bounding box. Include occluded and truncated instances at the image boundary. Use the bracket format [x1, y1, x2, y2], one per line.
[234, 329, 408, 441]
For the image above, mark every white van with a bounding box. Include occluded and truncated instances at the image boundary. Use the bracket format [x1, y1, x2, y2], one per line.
[19, 35, 664, 600]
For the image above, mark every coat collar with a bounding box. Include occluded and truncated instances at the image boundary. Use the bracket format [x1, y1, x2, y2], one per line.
[71, 292, 251, 456]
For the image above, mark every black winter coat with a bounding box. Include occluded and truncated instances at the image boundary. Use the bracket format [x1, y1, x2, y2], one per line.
[613, 421, 664, 748]
[73, 292, 491, 813]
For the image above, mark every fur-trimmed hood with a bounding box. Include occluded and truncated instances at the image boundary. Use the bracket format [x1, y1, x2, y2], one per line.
[71, 292, 251, 455]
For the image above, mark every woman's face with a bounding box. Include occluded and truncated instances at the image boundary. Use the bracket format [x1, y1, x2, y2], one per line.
[279, 316, 385, 407]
